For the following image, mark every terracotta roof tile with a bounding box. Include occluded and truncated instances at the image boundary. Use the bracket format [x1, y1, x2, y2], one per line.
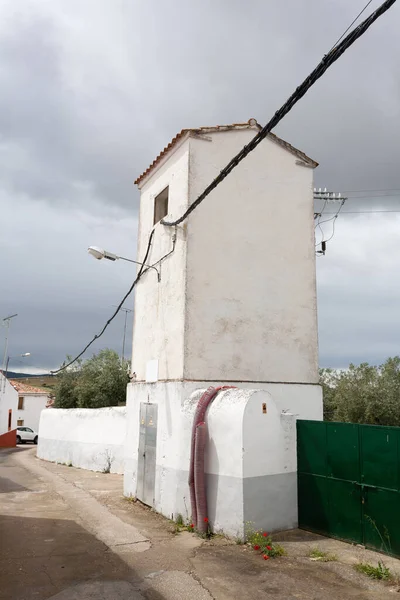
[134, 118, 318, 186]
[9, 380, 49, 395]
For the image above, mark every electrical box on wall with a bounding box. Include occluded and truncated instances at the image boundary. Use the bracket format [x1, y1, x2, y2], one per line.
[146, 359, 159, 383]
[137, 403, 158, 506]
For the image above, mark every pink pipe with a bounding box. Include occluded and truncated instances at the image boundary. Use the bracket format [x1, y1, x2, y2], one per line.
[194, 422, 208, 533]
[188, 386, 235, 528]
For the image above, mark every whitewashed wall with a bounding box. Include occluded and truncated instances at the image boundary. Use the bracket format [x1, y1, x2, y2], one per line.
[17, 394, 48, 431]
[125, 383, 313, 537]
[133, 126, 318, 386]
[185, 129, 318, 383]
[132, 138, 190, 382]
[0, 374, 18, 435]
[38, 406, 126, 473]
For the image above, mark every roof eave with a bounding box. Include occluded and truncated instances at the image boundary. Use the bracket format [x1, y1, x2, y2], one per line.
[135, 130, 191, 189]
[134, 121, 318, 187]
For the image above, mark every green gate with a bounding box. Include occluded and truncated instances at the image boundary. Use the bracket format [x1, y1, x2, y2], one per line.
[297, 420, 400, 557]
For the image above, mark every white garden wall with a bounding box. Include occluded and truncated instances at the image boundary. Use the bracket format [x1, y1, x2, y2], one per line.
[38, 406, 126, 473]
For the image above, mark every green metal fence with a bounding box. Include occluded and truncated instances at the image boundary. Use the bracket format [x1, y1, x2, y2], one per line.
[297, 420, 400, 557]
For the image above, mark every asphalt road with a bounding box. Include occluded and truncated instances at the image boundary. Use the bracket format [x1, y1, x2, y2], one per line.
[0, 446, 396, 600]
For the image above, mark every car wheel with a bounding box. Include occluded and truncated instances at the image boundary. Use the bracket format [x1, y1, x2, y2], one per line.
[34, 437, 38, 445]
[16, 435, 21, 445]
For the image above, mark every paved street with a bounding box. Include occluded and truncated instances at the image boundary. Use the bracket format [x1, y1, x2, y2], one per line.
[0, 447, 398, 600]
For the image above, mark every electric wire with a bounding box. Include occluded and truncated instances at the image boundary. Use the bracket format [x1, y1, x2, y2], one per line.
[52, 0, 397, 372]
[162, 0, 396, 227]
[329, 0, 375, 51]
[317, 210, 400, 214]
[50, 230, 155, 374]
[315, 199, 346, 248]
[341, 188, 400, 194]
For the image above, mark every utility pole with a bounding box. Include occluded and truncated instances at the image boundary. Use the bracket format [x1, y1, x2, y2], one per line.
[112, 306, 133, 365]
[121, 307, 133, 365]
[1, 314, 18, 393]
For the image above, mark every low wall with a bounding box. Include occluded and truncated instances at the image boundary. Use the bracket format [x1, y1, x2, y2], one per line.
[0, 429, 16, 448]
[38, 407, 126, 473]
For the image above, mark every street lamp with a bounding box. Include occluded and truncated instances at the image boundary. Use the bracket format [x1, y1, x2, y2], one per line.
[1, 313, 18, 374]
[87, 246, 160, 280]
[2, 353, 31, 392]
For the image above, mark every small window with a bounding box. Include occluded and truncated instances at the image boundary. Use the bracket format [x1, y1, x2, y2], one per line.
[18, 396, 24, 410]
[8, 410, 12, 431]
[153, 187, 169, 225]
[17, 419, 24, 426]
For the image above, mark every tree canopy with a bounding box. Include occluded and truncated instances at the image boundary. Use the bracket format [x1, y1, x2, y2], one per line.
[321, 357, 400, 426]
[54, 349, 129, 409]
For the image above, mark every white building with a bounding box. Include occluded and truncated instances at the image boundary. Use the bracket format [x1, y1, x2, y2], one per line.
[124, 119, 322, 535]
[0, 373, 49, 436]
[0, 372, 18, 435]
[10, 380, 49, 432]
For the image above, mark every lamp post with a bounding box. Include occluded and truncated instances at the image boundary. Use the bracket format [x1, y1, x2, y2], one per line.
[87, 246, 160, 281]
[2, 353, 31, 392]
[1, 314, 18, 375]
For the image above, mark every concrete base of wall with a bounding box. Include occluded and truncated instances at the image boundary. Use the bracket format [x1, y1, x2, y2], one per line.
[124, 380, 322, 538]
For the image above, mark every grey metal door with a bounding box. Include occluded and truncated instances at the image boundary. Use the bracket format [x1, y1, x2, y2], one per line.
[137, 403, 158, 507]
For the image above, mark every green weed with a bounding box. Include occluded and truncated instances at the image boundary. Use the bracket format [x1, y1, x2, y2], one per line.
[355, 562, 391, 580]
[309, 547, 337, 562]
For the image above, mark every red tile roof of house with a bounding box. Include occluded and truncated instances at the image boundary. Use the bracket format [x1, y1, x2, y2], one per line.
[9, 380, 49, 395]
[134, 118, 318, 186]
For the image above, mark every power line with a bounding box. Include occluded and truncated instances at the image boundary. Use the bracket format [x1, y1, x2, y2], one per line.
[315, 199, 346, 251]
[341, 188, 400, 194]
[50, 230, 155, 374]
[317, 210, 400, 214]
[317, 193, 400, 199]
[329, 0, 375, 52]
[162, 0, 396, 227]
[52, 0, 397, 372]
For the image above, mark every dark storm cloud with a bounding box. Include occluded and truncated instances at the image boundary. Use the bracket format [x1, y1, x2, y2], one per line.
[0, 0, 399, 370]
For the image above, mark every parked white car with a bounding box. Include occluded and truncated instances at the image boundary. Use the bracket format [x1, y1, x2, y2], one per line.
[16, 426, 38, 445]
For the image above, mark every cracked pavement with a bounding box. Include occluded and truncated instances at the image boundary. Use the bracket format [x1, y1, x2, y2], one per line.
[0, 447, 398, 599]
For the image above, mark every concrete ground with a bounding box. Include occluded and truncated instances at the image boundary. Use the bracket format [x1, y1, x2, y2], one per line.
[1, 448, 399, 600]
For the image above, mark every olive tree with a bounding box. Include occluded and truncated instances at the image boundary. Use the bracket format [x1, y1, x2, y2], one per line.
[321, 357, 400, 426]
[54, 349, 129, 408]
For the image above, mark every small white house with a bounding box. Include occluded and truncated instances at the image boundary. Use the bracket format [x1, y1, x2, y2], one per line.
[9, 380, 49, 432]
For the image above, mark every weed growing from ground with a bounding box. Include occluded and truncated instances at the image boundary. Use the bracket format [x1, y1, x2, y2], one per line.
[355, 562, 391, 580]
[245, 523, 287, 559]
[309, 548, 337, 562]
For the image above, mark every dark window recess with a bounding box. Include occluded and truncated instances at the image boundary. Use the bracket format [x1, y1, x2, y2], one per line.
[153, 187, 169, 225]
[18, 396, 24, 410]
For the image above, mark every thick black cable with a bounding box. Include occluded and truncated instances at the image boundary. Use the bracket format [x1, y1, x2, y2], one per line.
[162, 0, 396, 227]
[51, 0, 396, 372]
[50, 230, 155, 374]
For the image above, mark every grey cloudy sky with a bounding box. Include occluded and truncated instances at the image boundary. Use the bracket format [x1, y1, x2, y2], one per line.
[0, 0, 399, 373]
